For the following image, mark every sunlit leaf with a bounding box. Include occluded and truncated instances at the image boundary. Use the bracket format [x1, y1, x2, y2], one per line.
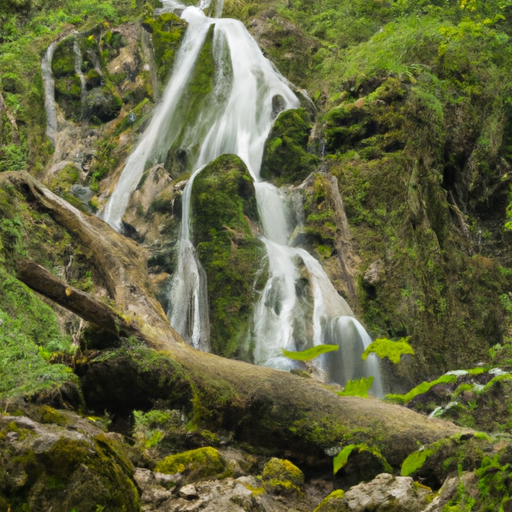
[282, 344, 339, 361]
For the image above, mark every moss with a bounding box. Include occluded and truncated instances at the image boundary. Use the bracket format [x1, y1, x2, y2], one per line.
[50, 163, 80, 194]
[191, 154, 267, 358]
[142, 12, 187, 84]
[261, 108, 319, 185]
[313, 489, 346, 512]
[51, 38, 77, 78]
[262, 458, 304, 488]
[38, 406, 68, 426]
[155, 446, 227, 481]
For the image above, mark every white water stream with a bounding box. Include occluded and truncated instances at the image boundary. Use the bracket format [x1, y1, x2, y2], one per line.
[102, 1, 383, 395]
[42, 42, 58, 144]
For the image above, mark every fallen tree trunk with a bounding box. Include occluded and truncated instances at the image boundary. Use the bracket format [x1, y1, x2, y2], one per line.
[16, 259, 139, 339]
[3, 171, 466, 469]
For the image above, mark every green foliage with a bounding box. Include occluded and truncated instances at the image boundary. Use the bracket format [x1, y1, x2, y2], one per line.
[386, 374, 458, 405]
[333, 443, 391, 475]
[361, 336, 414, 364]
[336, 376, 374, 398]
[0, 0, 143, 173]
[401, 448, 435, 477]
[261, 108, 319, 185]
[282, 344, 339, 361]
[0, 278, 76, 399]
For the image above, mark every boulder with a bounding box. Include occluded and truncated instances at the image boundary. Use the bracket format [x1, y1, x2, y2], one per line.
[314, 473, 433, 512]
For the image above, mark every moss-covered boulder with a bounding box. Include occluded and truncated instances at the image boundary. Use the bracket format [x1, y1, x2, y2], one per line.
[155, 446, 228, 482]
[262, 457, 304, 496]
[142, 12, 187, 85]
[0, 413, 140, 511]
[51, 38, 77, 78]
[261, 108, 319, 185]
[191, 154, 267, 358]
[84, 86, 122, 123]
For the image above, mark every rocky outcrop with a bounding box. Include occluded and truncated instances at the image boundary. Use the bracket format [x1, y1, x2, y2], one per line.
[0, 412, 140, 511]
[314, 473, 433, 512]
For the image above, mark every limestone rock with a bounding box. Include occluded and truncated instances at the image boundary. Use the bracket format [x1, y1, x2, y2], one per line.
[314, 473, 433, 512]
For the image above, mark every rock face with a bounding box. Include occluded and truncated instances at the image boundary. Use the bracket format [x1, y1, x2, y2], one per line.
[0, 412, 140, 511]
[314, 473, 433, 512]
[191, 154, 267, 358]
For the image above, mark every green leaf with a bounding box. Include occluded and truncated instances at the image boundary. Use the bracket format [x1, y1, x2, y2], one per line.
[333, 443, 392, 474]
[385, 374, 458, 405]
[333, 444, 357, 474]
[337, 376, 374, 398]
[282, 344, 339, 361]
[361, 337, 414, 364]
[401, 448, 434, 476]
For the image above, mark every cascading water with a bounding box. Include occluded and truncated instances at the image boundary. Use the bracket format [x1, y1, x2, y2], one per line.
[167, 168, 210, 351]
[42, 42, 58, 144]
[102, 1, 383, 395]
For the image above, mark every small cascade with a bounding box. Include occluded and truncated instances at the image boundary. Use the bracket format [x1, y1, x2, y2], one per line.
[103, 0, 384, 395]
[167, 168, 210, 351]
[41, 42, 58, 144]
[72, 39, 87, 117]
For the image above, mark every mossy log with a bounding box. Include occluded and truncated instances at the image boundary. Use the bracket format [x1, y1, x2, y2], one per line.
[2, 171, 467, 468]
[15, 259, 138, 339]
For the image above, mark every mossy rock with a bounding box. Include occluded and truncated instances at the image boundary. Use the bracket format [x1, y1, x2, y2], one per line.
[155, 446, 228, 482]
[85, 69, 102, 89]
[54, 75, 82, 100]
[313, 489, 345, 512]
[84, 87, 122, 122]
[262, 457, 304, 487]
[0, 415, 140, 511]
[52, 38, 77, 78]
[261, 108, 319, 185]
[142, 12, 187, 84]
[261, 458, 304, 496]
[50, 163, 80, 194]
[191, 154, 267, 358]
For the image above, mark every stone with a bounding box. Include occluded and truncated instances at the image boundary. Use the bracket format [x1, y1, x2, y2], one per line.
[83, 87, 122, 122]
[314, 473, 433, 512]
[364, 260, 385, 286]
[179, 484, 199, 500]
[70, 184, 94, 203]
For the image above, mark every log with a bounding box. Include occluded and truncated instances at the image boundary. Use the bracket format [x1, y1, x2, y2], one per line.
[2, 171, 466, 469]
[15, 259, 139, 339]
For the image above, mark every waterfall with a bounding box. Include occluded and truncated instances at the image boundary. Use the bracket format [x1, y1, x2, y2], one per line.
[102, 7, 215, 231]
[42, 42, 58, 144]
[103, 2, 383, 395]
[167, 168, 210, 351]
